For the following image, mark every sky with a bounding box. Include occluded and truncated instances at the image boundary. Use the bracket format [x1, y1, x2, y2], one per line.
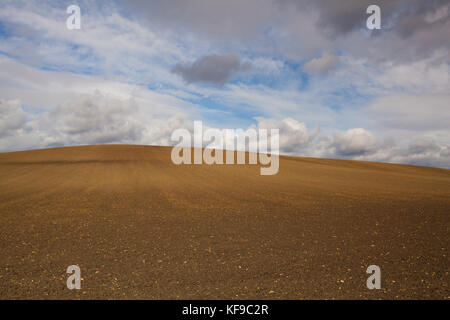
[0, 0, 449, 168]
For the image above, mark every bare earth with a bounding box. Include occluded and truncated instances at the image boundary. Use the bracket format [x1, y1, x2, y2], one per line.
[0, 145, 448, 299]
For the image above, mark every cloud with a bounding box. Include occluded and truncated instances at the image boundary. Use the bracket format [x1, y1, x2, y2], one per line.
[374, 139, 450, 169]
[120, 0, 450, 62]
[303, 52, 339, 75]
[0, 94, 148, 150]
[252, 119, 450, 168]
[366, 94, 450, 132]
[0, 1, 188, 87]
[48, 92, 144, 145]
[301, 0, 449, 37]
[296, 0, 391, 36]
[120, 0, 276, 41]
[0, 55, 200, 119]
[0, 99, 44, 152]
[0, 99, 27, 136]
[401, 140, 450, 167]
[255, 117, 319, 153]
[172, 53, 251, 86]
[0, 94, 194, 152]
[331, 128, 380, 156]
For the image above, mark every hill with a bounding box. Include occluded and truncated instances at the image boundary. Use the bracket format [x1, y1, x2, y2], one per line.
[0, 145, 448, 299]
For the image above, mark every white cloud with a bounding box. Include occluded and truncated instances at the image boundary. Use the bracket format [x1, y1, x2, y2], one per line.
[255, 117, 319, 154]
[0, 99, 27, 136]
[374, 51, 449, 94]
[0, 94, 193, 152]
[367, 94, 450, 133]
[48, 92, 144, 145]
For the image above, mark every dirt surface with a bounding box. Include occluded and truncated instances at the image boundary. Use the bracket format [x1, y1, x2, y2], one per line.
[0, 145, 448, 299]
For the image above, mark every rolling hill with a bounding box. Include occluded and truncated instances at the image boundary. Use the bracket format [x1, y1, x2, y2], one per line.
[0, 145, 448, 299]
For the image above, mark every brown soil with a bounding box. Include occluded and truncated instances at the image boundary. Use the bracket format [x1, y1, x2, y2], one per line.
[0, 145, 448, 299]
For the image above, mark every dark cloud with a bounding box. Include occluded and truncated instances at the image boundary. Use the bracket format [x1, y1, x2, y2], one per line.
[295, 0, 393, 36]
[408, 139, 441, 154]
[120, 0, 449, 62]
[172, 53, 251, 86]
[297, 0, 448, 36]
[392, 139, 450, 168]
[122, 0, 449, 37]
[298, 0, 450, 60]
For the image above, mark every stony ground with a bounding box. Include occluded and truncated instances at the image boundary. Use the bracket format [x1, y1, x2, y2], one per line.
[0, 145, 448, 299]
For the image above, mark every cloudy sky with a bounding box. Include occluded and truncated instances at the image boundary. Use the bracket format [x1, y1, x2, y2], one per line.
[0, 0, 449, 168]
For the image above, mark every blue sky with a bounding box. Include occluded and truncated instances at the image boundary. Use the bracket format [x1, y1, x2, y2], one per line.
[0, 0, 449, 167]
